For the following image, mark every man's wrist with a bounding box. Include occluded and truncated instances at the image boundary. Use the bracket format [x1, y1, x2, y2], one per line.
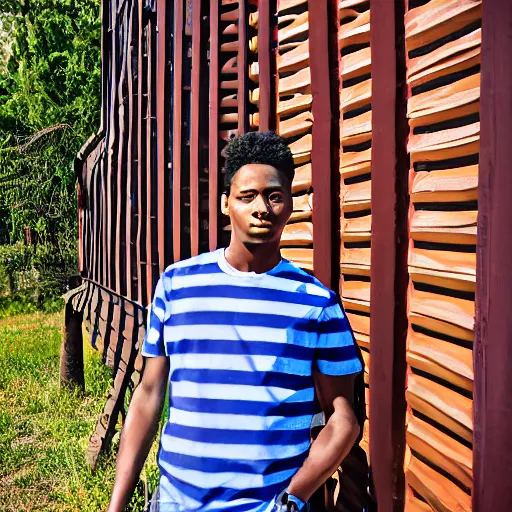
[274, 489, 309, 511]
[286, 492, 307, 511]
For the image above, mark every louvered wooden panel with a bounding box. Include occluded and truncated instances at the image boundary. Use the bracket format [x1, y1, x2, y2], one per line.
[404, 1, 481, 509]
[339, 0, 372, 470]
[213, 0, 251, 246]
[275, 0, 313, 270]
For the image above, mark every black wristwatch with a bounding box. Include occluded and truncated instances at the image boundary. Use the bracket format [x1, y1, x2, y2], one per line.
[274, 490, 308, 511]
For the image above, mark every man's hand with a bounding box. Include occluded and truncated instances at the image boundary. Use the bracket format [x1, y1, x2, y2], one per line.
[285, 371, 360, 503]
[107, 356, 169, 512]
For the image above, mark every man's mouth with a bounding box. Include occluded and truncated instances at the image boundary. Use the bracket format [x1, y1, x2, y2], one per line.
[250, 223, 273, 229]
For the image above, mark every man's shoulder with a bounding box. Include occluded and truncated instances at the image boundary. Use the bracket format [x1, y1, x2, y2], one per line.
[162, 249, 222, 278]
[275, 258, 337, 304]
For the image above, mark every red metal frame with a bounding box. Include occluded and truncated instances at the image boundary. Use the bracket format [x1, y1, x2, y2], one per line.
[115, 4, 128, 296]
[145, 13, 154, 302]
[125, 1, 135, 300]
[172, 0, 184, 262]
[156, 0, 167, 271]
[309, 0, 334, 289]
[258, 0, 273, 133]
[190, 0, 202, 257]
[238, 0, 248, 134]
[474, 1, 512, 509]
[368, 1, 409, 510]
[209, 0, 220, 252]
[135, 0, 144, 302]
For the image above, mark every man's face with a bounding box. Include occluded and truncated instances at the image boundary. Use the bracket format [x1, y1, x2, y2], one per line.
[226, 163, 293, 246]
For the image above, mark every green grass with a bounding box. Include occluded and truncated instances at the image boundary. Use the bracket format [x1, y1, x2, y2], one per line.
[0, 311, 160, 511]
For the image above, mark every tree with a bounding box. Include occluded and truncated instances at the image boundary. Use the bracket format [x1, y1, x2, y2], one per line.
[0, 0, 101, 290]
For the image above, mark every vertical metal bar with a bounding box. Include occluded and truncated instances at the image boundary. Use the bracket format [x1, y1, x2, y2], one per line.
[237, 0, 247, 134]
[474, 1, 512, 510]
[209, 0, 219, 252]
[136, 0, 144, 303]
[258, 0, 274, 133]
[145, 11, 154, 302]
[368, 1, 408, 511]
[107, 0, 119, 291]
[190, 0, 202, 257]
[173, 0, 184, 262]
[156, 0, 167, 270]
[309, 0, 333, 289]
[100, 0, 109, 133]
[125, 1, 135, 301]
[115, 4, 129, 296]
[77, 170, 84, 275]
[92, 146, 101, 283]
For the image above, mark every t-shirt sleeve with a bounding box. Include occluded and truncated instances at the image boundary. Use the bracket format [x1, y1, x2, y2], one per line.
[314, 301, 363, 376]
[141, 274, 168, 357]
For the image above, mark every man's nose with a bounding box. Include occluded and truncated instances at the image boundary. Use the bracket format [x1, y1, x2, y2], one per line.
[253, 194, 271, 216]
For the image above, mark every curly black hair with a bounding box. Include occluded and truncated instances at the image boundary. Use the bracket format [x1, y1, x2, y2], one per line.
[223, 131, 295, 193]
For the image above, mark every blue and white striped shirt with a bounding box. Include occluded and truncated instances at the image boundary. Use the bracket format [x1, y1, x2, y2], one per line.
[142, 249, 362, 512]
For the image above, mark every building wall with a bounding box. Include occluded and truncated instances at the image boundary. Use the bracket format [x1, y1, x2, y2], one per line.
[74, 0, 508, 510]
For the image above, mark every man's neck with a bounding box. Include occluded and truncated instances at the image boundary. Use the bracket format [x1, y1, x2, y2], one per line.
[225, 238, 282, 274]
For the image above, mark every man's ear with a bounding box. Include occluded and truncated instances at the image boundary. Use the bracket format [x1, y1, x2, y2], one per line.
[221, 193, 229, 216]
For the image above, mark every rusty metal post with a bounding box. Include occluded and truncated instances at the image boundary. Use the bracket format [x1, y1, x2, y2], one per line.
[60, 278, 85, 391]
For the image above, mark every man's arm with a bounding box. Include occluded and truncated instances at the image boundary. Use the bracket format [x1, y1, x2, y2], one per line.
[107, 356, 170, 512]
[286, 371, 360, 503]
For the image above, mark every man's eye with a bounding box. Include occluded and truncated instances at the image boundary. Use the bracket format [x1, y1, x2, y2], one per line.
[269, 193, 284, 203]
[239, 195, 254, 202]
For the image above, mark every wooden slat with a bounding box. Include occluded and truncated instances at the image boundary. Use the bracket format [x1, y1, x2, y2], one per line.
[281, 222, 313, 246]
[410, 210, 477, 245]
[407, 415, 473, 489]
[406, 373, 473, 443]
[277, 66, 311, 95]
[277, 11, 308, 44]
[405, 0, 482, 53]
[279, 111, 313, 138]
[341, 180, 371, 212]
[408, 47, 480, 89]
[277, 93, 312, 116]
[292, 163, 312, 193]
[340, 78, 371, 112]
[343, 215, 371, 243]
[408, 73, 480, 119]
[405, 453, 471, 512]
[408, 28, 481, 79]
[411, 166, 478, 203]
[341, 46, 371, 81]
[407, 329, 473, 391]
[341, 247, 371, 276]
[409, 286, 475, 342]
[338, 8, 370, 49]
[280, 248, 313, 270]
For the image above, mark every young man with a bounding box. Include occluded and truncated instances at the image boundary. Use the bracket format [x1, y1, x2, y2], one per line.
[107, 132, 362, 512]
